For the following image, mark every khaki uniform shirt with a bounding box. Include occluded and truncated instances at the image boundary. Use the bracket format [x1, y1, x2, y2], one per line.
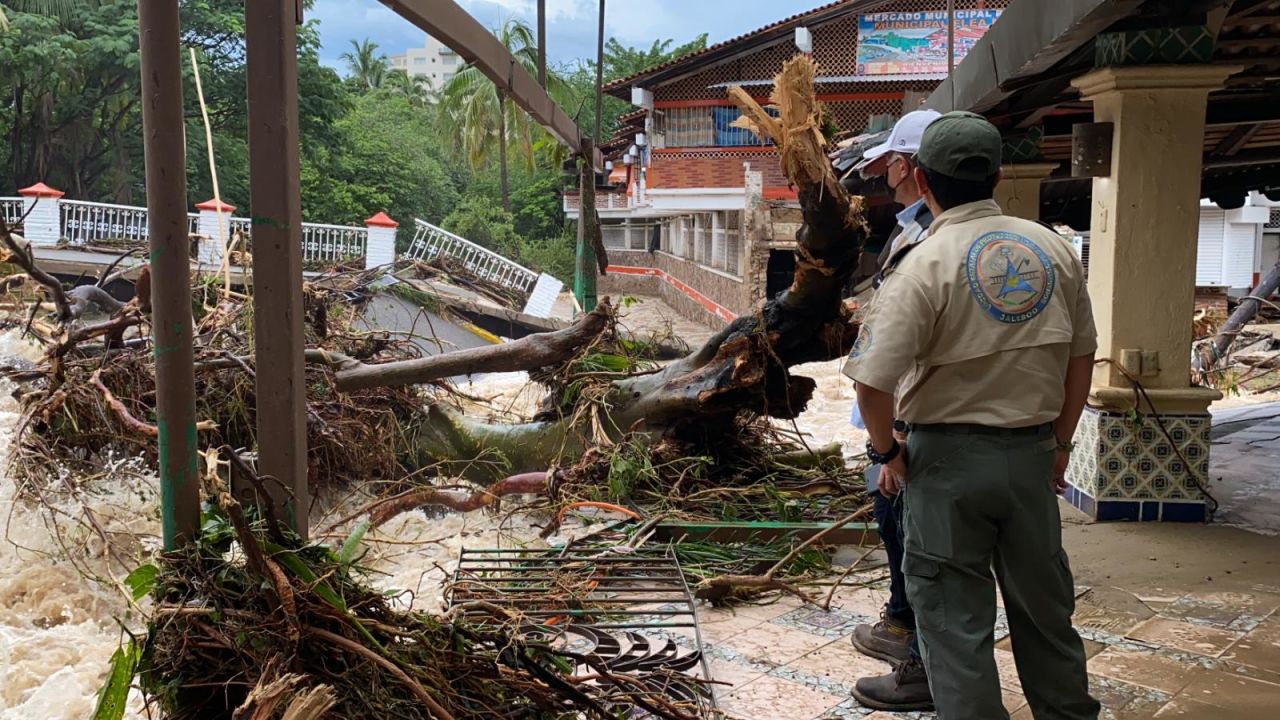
[842, 199, 1097, 428]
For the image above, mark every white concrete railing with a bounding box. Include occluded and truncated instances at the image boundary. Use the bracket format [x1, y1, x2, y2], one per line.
[300, 222, 367, 264]
[37, 196, 367, 266]
[405, 218, 538, 295]
[61, 199, 150, 245]
[1, 196, 23, 227]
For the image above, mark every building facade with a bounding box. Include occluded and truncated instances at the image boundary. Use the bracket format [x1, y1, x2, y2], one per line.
[566, 0, 1008, 327]
[390, 34, 461, 91]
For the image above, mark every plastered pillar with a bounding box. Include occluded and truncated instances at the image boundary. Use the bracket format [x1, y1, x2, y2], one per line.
[1061, 65, 1239, 522]
[364, 211, 399, 269]
[17, 182, 64, 247]
[195, 198, 235, 267]
[995, 162, 1058, 220]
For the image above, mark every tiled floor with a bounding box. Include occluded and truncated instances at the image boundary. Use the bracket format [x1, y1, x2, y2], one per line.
[685, 567, 1280, 719]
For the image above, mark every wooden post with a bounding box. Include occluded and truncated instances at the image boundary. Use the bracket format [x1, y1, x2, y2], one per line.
[136, 0, 199, 550]
[246, 0, 309, 538]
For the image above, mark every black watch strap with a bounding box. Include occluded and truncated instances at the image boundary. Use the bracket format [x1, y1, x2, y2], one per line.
[866, 437, 901, 465]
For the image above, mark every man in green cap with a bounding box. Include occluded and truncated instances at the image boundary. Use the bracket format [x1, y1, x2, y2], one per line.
[842, 111, 1100, 720]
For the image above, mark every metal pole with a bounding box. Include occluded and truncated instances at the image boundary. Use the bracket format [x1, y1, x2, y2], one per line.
[537, 0, 547, 88]
[246, 0, 309, 539]
[575, 138, 598, 312]
[136, 0, 199, 550]
[594, 0, 606, 146]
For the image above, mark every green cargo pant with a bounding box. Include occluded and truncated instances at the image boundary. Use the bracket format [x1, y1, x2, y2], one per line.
[901, 424, 1100, 720]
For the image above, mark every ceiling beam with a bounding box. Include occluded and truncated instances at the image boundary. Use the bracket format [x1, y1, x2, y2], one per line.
[1224, 13, 1280, 24]
[1211, 123, 1263, 155]
[1227, 0, 1276, 21]
[1203, 147, 1280, 168]
[380, 0, 600, 167]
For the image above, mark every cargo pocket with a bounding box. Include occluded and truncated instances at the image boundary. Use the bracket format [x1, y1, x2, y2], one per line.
[903, 551, 947, 632]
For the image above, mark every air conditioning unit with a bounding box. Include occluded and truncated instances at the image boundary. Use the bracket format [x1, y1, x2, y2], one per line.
[631, 87, 654, 110]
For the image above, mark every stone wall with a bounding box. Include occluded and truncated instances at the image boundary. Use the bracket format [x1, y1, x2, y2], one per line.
[599, 248, 748, 329]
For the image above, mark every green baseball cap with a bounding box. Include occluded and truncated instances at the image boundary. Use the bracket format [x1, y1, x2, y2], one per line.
[917, 111, 1003, 182]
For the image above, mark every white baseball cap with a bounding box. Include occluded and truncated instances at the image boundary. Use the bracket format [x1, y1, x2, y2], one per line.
[854, 109, 943, 174]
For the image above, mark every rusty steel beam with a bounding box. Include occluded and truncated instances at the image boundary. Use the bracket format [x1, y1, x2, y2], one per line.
[137, 0, 199, 550]
[380, 0, 601, 168]
[246, 0, 309, 539]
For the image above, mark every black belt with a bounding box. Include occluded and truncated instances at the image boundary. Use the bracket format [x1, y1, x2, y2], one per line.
[908, 422, 1051, 437]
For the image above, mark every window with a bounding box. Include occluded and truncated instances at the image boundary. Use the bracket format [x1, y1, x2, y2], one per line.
[443, 55, 458, 66]
[658, 106, 778, 148]
[414, 57, 427, 65]
[723, 211, 742, 276]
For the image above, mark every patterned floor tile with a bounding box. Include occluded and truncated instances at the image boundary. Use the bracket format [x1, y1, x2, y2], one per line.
[1088, 648, 1204, 695]
[718, 674, 846, 720]
[1176, 668, 1280, 705]
[785, 634, 891, 690]
[1222, 615, 1280, 673]
[718, 618, 834, 665]
[772, 606, 867, 639]
[1127, 618, 1244, 658]
[1088, 674, 1173, 718]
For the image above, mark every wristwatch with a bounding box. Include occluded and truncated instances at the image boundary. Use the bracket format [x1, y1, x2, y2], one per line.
[866, 438, 901, 465]
[1056, 438, 1076, 453]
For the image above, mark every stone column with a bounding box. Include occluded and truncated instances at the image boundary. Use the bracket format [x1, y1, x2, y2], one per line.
[995, 162, 1058, 220]
[1064, 65, 1240, 522]
[18, 182, 64, 247]
[195, 198, 235, 267]
[364, 211, 399, 269]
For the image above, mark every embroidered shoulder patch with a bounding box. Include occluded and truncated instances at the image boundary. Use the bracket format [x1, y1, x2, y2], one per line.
[965, 231, 1056, 324]
[850, 326, 873, 359]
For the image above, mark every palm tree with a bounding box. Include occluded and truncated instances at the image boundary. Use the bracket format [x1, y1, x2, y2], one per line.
[383, 68, 434, 108]
[0, 0, 96, 30]
[439, 18, 572, 212]
[341, 38, 388, 91]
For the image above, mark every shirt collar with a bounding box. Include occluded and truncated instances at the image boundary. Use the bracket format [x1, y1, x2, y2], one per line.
[925, 199, 1002, 236]
[895, 198, 926, 229]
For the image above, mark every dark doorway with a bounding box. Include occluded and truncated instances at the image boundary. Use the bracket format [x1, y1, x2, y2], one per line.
[766, 249, 796, 299]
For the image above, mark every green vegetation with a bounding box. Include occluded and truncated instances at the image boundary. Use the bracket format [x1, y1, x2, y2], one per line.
[0, 1, 705, 279]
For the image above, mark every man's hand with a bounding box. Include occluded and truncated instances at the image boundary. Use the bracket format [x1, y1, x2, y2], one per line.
[1053, 448, 1070, 495]
[880, 453, 908, 496]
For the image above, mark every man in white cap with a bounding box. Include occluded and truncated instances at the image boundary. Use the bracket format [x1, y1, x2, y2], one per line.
[846, 108, 939, 712]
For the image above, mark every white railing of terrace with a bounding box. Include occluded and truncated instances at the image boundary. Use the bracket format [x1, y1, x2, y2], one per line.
[1, 197, 23, 228]
[39, 196, 366, 266]
[405, 218, 564, 318]
[300, 222, 367, 264]
[61, 199, 150, 245]
[405, 218, 538, 295]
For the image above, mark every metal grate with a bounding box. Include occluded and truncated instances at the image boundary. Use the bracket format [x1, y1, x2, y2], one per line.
[449, 544, 716, 715]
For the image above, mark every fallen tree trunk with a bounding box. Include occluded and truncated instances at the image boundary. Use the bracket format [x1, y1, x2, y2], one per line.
[333, 302, 612, 391]
[1197, 261, 1280, 372]
[397, 56, 867, 479]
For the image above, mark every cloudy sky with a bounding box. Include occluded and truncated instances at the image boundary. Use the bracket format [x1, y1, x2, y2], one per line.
[309, 0, 820, 73]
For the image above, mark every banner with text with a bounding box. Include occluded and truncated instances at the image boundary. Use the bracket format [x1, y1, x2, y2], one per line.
[856, 9, 1002, 77]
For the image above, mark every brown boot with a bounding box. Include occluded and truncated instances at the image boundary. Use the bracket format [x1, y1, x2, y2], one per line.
[850, 612, 913, 664]
[851, 656, 934, 712]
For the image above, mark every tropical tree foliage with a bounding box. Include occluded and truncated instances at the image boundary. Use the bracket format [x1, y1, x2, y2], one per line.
[438, 18, 573, 212]
[340, 38, 387, 91]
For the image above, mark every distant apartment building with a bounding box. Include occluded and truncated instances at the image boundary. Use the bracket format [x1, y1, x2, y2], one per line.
[390, 34, 461, 91]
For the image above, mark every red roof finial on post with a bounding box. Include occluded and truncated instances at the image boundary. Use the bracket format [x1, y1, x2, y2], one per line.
[18, 182, 64, 199]
[365, 211, 399, 228]
[195, 198, 236, 213]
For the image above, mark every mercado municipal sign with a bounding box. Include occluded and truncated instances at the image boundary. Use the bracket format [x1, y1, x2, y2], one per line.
[856, 9, 1002, 77]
